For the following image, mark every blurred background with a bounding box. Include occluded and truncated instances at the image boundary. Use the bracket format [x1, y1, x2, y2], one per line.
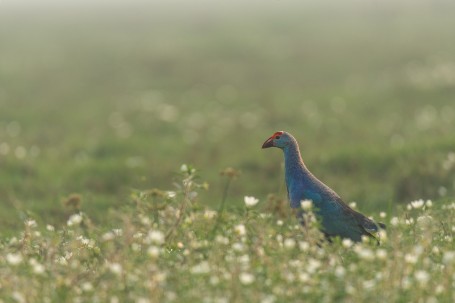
[1, 0, 455, 231]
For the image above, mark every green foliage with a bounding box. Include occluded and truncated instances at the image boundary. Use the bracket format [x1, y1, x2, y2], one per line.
[1, 1, 455, 300]
[1, 2, 455, 233]
[0, 170, 454, 302]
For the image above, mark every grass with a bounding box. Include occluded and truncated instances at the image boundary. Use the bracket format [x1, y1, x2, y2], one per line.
[0, 168, 454, 302]
[0, 0, 455, 301]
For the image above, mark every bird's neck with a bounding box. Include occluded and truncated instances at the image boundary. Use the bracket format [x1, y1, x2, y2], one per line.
[283, 143, 309, 180]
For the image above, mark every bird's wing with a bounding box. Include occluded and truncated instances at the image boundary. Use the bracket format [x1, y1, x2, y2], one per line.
[342, 204, 384, 244]
[298, 179, 385, 243]
[302, 190, 365, 241]
[324, 204, 367, 241]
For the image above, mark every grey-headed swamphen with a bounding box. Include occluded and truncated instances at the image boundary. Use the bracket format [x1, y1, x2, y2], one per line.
[262, 131, 386, 243]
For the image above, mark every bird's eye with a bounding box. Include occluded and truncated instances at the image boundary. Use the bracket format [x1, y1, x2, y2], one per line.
[275, 136, 280, 139]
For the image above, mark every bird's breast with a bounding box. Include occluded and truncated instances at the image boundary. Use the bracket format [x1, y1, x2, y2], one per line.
[286, 178, 307, 208]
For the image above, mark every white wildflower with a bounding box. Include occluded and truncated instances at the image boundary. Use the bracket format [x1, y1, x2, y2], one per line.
[289, 259, 302, 268]
[416, 215, 433, 229]
[432, 246, 440, 254]
[376, 249, 387, 260]
[335, 266, 346, 278]
[77, 235, 90, 246]
[404, 253, 418, 264]
[113, 229, 123, 236]
[443, 251, 455, 264]
[180, 164, 188, 172]
[108, 263, 123, 276]
[276, 234, 283, 244]
[67, 213, 83, 226]
[102, 232, 115, 241]
[244, 196, 259, 207]
[6, 253, 23, 265]
[409, 199, 424, 209]
[284, 272, 296, 282]
[29, 259, 45, 275]
[140, 216, 151, 226]
[191, 261, 210, 274]
[300, 200, 313, 210]
[204, 210, 217, 219]
[307, 259, 321, 274]
[349, 202, 357, 209]
[25, 219, 37, 228]
[346, 285, 356, 295]
[12, 292, 26, 303]
[435, 285, 445, 294]
[232, 242, 244, 252]
[425, 200, 433, 208]
[362, 279, 375, 290]
[166, 191, 176, 199]
[354, 246, 374, 261]
[378, 230, 388, 242]
[46, 224, 55, 232]
[276, 220, 283, 226]
[284, 238, 296, 249]
[147, 230, 165, 245]
[57, 256, 68, 265]
[390, 217, 399, 226]
[259, 213, 272, 219]
[257, 247, 265, 257]
[342, 238, 353, 248]
[210, 276, 220, 285]
[414, 270, 430, 285]
[414, 245, 424, 255]
[166, 292, 177, 302]
[215, 235, 229, 245]
[379, 212, 386, 218]
[261, 295, 276, 303]
[402, 277, 411, 289]
[131, 243, 141, 252]
[147, 246, 161, 258]
[234, 224, 246, 236]
[133, 232, 143, 240]
[239, 272, 255, 285]
[299, 241, 310, 251]
[81, 282, 93, 292]
[238, 254, 250, 266]
[299, 272, 310, 282]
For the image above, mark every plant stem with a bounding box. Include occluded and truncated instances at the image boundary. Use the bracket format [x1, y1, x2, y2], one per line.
[165, 177, 191, 241]
[211, 177, 232, 237]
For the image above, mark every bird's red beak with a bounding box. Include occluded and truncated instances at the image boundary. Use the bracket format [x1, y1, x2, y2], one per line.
[262, 136, 274, 149]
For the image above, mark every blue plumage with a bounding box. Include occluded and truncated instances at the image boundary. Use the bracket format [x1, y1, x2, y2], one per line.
[262, 131, 385, 242]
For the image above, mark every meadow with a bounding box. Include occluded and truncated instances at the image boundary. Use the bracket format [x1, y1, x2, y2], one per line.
[0, 0, 455, 302]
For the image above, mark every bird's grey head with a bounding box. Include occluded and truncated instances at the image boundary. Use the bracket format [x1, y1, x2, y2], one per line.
[262, 131, 296, 150]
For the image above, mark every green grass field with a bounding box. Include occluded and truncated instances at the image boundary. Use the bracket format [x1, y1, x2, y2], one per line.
[1, 0, 455, 301]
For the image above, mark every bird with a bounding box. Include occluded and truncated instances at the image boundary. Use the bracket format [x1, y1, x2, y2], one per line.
[262, 131, 386, 243]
